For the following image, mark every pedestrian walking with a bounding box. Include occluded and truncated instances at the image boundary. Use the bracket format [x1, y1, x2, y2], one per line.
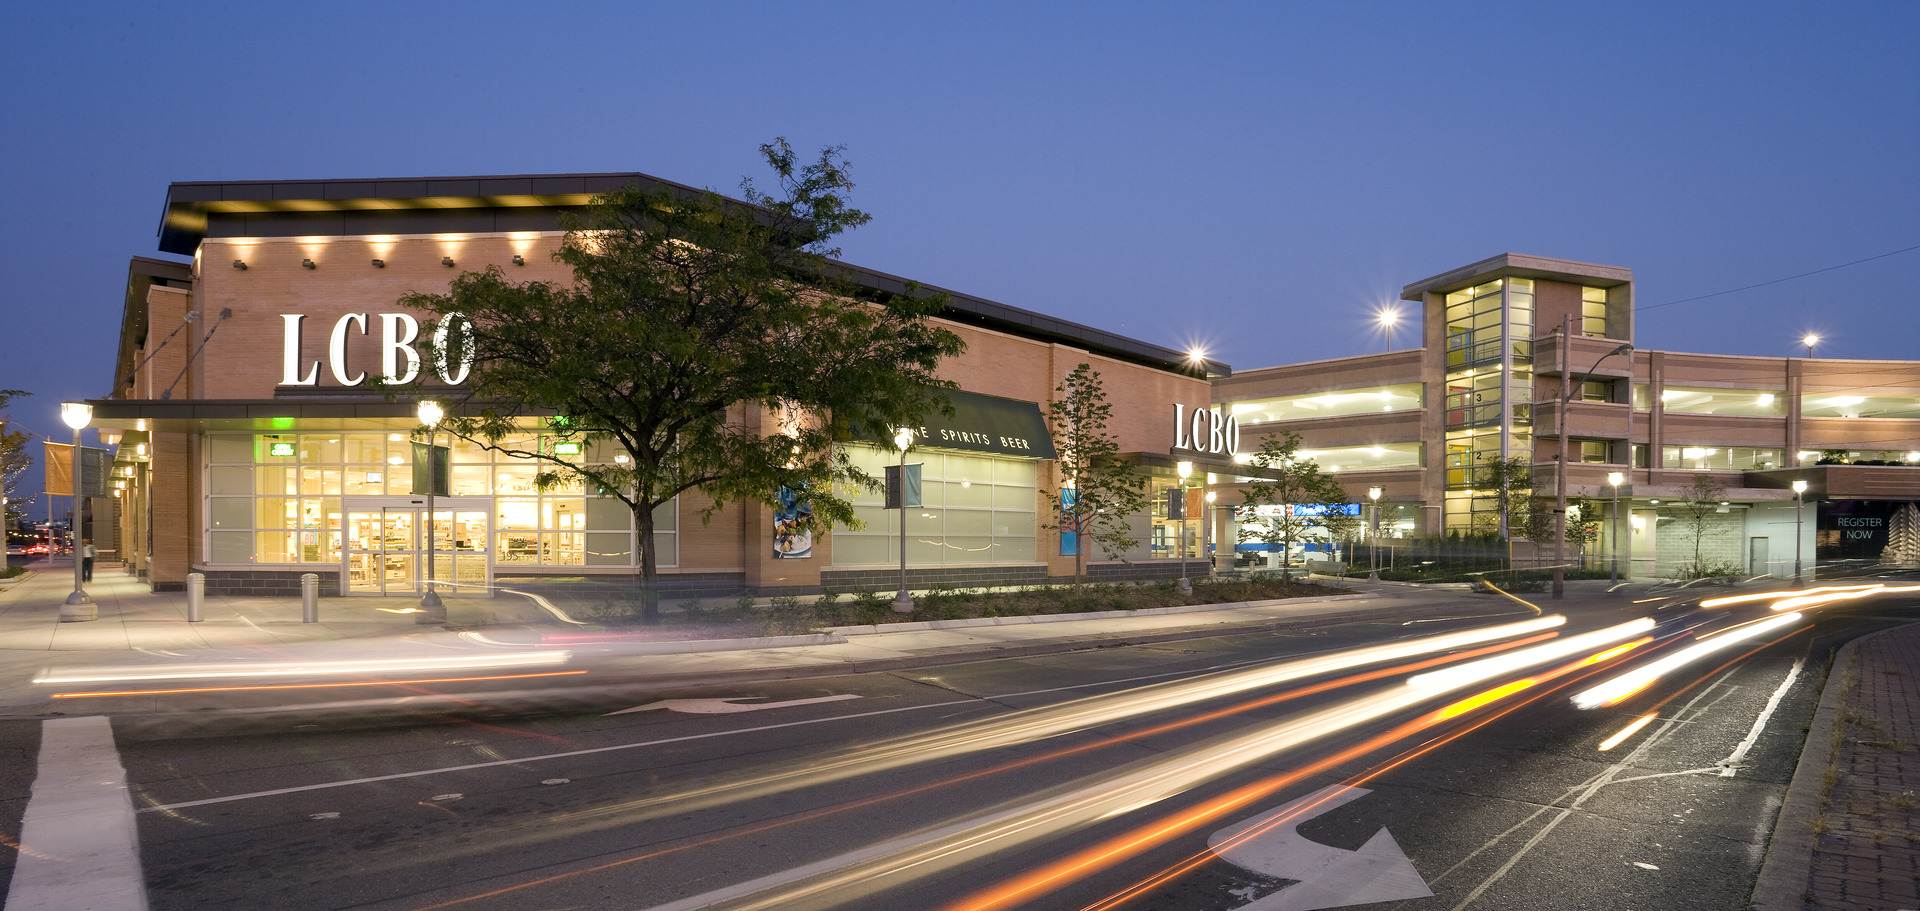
[82, 539, 96, 582]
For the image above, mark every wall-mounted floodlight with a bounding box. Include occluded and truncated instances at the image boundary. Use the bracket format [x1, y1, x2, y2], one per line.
[301, 258, 316, 270]
[232, 259, 248, 270]
[371, 258, 385, 268]
[441, 256, 456, 268]
[512, 254, 526, 266]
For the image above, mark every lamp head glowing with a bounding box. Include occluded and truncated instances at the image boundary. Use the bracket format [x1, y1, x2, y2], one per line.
[1205, 490, 1217, 504]
[892, 428, 914, 451]
[1607, 471, 1624, 487]
[1175, 460, 1193, 480]
[1801, 333, 1820, 349]
[1791, 479, 1809, 494]
[1375, 307, 1401, 329]
[415, 400, 445, 427]
[59, 402, 92, 431]
[1185, 346, 1208, 367]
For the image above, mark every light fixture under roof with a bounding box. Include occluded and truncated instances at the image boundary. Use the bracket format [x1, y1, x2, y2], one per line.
[441, 256, 456, 268]
[232, 259, 248, 270]
[371, 258, 385, 268]
[301, 258, 316, 270]
[512, 254, 526, 266]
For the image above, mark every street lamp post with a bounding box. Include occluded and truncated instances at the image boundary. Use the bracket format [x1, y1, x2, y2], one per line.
[1376, 307, 1401, 352]
[58, 402, 95, 621]
[894, 428, 915, 613]
[1792, 478, 1809, 585]
[1552, 324, 1634, 600]
[1366, 486, 1382, 581]
[416, 400, 446, 622]
[1801, 333, 1820, 360]
[1607, 471, 1624, 589]
[1204, 489, 1218, 575]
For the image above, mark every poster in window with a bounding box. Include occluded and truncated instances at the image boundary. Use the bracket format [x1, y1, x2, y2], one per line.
[773, 485, 813, 559]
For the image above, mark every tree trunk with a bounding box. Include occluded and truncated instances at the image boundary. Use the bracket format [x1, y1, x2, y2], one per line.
[635, 503, 660, 624]
[1073, 511, 1085, 585]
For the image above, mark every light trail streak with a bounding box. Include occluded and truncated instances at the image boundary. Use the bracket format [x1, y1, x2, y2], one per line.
[1697, 584, 1873, 610]
[32, 650, 570, 686]
[414, 635, 1555, 911]
[971, 640, 1647, 911]
[636, 621, 1648, 911]
[1596, 713, 1656, 751]
[1571, 613, 1804, 709]
[1767, 582, 1920, 613]
[48, 670, 587, 699]
[1405, 618, 1654, 692]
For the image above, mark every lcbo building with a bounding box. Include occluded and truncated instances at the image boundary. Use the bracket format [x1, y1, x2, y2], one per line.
[91, 176, 1920, 597]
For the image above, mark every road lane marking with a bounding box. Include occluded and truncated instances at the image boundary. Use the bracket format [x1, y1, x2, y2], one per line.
[1208, 785, 1432, 910]
[1717, 656, 1804, 776]
[607, 694, 863, 715]
[6, 717, 148, 911]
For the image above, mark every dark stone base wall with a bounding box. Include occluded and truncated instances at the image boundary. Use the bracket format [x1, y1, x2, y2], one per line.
[1084, 560, 1212, 583]
[196, 569, 343, 597]
[493, 572, 749, 601]
[822, 563, 1049, 593]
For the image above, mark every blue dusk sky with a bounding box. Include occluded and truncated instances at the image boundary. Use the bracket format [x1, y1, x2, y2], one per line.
[2, 1, 1917, 508]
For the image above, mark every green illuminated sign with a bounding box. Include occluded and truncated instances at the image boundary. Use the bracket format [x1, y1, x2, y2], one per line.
[553, 441, 582, 456]
[268, 441, 296, 458]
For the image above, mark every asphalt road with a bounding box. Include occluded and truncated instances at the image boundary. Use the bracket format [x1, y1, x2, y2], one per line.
[3, 580, 1916, 911]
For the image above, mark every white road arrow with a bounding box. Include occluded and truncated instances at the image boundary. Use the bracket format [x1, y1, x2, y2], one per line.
[1208, 785, 1432, 911]
[606, 694, 863, 715]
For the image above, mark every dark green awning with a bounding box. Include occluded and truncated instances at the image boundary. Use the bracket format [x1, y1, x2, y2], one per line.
[862, 389, 1057, 460]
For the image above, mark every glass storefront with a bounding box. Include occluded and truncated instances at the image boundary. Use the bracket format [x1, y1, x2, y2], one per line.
[203, 430, 674, 570]
[1442, 278, 1535, 535]
[832, 444, 1039, 566]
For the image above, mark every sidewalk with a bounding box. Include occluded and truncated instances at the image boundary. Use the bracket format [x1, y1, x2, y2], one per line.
[1755, 621, 1920, 911]
[0, 562, 556, 652]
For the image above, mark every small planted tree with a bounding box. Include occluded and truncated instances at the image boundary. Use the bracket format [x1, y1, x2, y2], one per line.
[403, 140, 965, 621]
[1043, 364, 1148, 584]
[1565, 496, 1602, 569]
[0, 389, 31, 556]
[1239, 431, 1351, 580]
[1673, 474, 1731, 579]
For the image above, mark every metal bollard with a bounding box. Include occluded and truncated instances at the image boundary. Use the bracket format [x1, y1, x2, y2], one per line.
[186, 572, 205, 622]
[301, 573, 319, 623]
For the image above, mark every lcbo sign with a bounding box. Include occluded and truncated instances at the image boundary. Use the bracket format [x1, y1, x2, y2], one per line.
[280, 313, 474, 386]
[1173, 403, 1239, 457]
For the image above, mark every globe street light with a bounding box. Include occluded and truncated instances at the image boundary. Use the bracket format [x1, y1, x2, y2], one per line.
[1801, 333, 1820, 359]
[1366, 486, 1383, 581]
[1791, 478, 1809, 585]
[1606, 471, 1625, 589]
[416, 400, 447, 622]
[893, 428, 915, 613]
[58, 402, 95, 621]
[1376, 307, 1402, 352]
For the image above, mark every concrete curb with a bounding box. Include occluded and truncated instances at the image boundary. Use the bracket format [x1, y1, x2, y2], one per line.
[1747, 622, 1912, 911]
[820, 591, 1368, 636]
[570, 633, 849, 655]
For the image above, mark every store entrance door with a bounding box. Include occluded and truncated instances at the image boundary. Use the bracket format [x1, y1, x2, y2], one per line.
[344, 498, 491, 596]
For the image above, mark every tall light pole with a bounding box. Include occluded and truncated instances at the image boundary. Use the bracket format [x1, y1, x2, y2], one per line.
[1204, 489, 1218, 575]
[58, 402, 96, 621]
[1553, 327, 1634, 600]
[1792, 478, 1809, 585]
[1366, 486, 1382, 580]
[1801, 333, 1820, 360]
[1607, 471, 1624, 588]
[416, 400, 446, 621]
[893, 428, 915, 613]
[1175, 460, 1193, 593]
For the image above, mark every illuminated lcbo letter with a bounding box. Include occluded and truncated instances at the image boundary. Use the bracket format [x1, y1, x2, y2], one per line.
[281, 314, 319, 386]
[380, 313, 421, 384]
[1173, 403, 1190, 449]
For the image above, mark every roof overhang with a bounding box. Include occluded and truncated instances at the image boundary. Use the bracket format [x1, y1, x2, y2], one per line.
[1401, 253, 1633, 302]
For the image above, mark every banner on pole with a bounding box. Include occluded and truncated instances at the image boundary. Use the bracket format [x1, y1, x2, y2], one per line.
[42, 442, 73, 497]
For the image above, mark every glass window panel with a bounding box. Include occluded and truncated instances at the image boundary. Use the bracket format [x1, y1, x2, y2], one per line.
[385, 472, 415, 495]
[208, 466, 252, 495]
[451, 465, 490, 496]
[543, 498, 586, 531]
[942, 536, 994, 562]
[1660, 387, 1783, 416]
[344, 468, 386, 495]
[586, 497, 629, 532]
[905, 507, 942, 536]
[255, 531, 295, 564]
[496, 530, 540, 564]
[947, 478, 993, 507]
[649, 531, 678, 567]
[210, 530, 252, 564]
[651, 500, 677, 533]
[343, 434, 385, 464]
[992, 459, 1035, 487]
[852, 505, 895, 533]
[299, 531, 341, 562]
[298, 435, 341, 464]
[254, 497, 293, 531]
[450, 436, 490, 463]
[945, 509, 993, 537]
[995, 511, 1037, 538]
[209, 497, 251, 529]
[585, 531, 630, 566]
[992, 537, 1035, 562]
[1582, 286, 1607, 302]
[994, 485, 1036, 510]
[300, 468, 341, 495]
[541, 533, 585, 565]
[256, 434, 297, 463]
[208, 435, 253, 464]
[831, 535, 891, 566]
[496, 498, 538, 530]
[298, 498, 339, 531]
[494, 465, 539, 496]
[255, 466, 296, 495]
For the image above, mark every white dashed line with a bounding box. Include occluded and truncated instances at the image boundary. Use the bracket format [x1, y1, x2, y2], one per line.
[6, 716, 148, 911]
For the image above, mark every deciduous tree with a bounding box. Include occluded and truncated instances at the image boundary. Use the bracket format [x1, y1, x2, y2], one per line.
[1238, 431, 1351, 580]
[1043, 364, 1148, 583]
[402, 140, 965, 621]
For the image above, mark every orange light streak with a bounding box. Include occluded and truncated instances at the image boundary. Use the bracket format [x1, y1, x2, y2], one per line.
[49, 669, 587, 699]
[411, 635, 1556, 911]
[949, 640, 1644, 911]
[1597, 713, 1656, 752]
